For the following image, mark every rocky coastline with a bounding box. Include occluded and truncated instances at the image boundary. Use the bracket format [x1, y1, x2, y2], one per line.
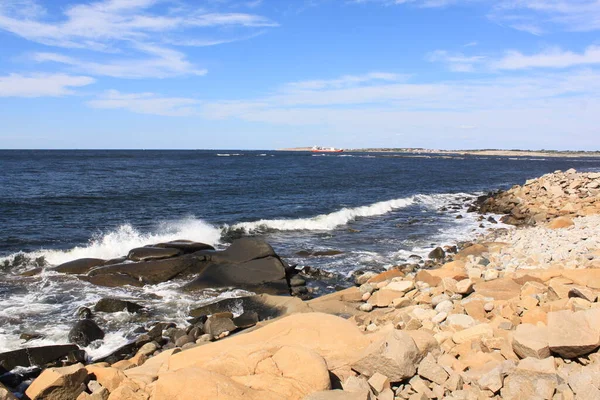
[3, 169, 600, 399]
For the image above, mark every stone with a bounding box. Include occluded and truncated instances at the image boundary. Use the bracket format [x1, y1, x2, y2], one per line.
[548, 217, 574, 230]
[86, 366, 126, 392]
[446, 314, 475, 329]
[26, 363, 87, 400]
[431, 294, 450, 307]
[434, 300, 453, 314]
[68, 319, 105, 347]
[548, 309, 600, 358]
[384, 280, 414, 293]
[304, 390, 370, 400]
[154, 346, 331, 400]
[0, 344, 80, 372]
[352, 330, 421, 382]
[417, 353, 448, 385]
[154, 240, 215, 254]
[501, 357, 558, 400]
[127, 246, 181, 261]
[137, 342, 159, 357]
[359, 303, 373, 312]
[205, 314, 237, 337]
[452, 324, 493, 344]
[367, 372, 390, 394]
[512, 324, 550, 359]
[94, 298, 144, 314]
[368, 289, 404, 307]
[233, 311, 259, 329]
[54, 258, 106, 274]
[568, 286, 597, 303]
[483, 269, 499, 281]
[175, 335, 194, 348]
[432, 312, 447, 324]
[428, 247, 445, 260]
[455, 279, 474, 295]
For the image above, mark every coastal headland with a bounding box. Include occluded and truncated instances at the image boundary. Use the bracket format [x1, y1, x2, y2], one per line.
[4, 169, 600, 399]
[279, 147, 600, 158]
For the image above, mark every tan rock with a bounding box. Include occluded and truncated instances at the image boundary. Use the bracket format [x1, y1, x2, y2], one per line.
[417, 353, 448, 385]
[455, 279, 474, 295]
[512, 323, 550, 359]
[303, 390, 370, 400]
[406, 330, 439, 359]
[384, 280, 414, 292]
[367, 372, 390, 394]
[352, 330, 421, 382]
[548, 216, 574, 229]
[474, 278, 521, 300]
[452, 323, 493, 344]
[367, 289, 404, 307]
[107, 384, 148, 400]
[548, 309, 600, 358]
[86, 366, 127, 392]
[155, 346, 330, 400]
[521, 308, 548, 325]
[455, 244, 488, 260]
[568, 286, 597, 302]
[0, 383, 17, 400]
[501, 357, 558, 400]
[367, 269, 405, 283]
[26, 363, 88, 400]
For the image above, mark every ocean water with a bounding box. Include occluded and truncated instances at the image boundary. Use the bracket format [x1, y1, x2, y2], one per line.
[1, 150, 600, 359]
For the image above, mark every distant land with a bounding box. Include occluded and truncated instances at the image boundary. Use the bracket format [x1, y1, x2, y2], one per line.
[277, 147, 600, 158]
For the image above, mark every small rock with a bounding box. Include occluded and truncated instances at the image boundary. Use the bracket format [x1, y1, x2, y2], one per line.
[359, 303, 373, 312]
[367, 372, 390, 394]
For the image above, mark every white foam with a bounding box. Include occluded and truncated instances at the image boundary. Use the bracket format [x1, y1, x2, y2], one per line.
[1, 217, 222, 267]
[232, 197, 417, 232]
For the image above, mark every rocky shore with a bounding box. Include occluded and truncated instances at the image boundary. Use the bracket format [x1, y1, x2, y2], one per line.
[3, 169, 600, 400]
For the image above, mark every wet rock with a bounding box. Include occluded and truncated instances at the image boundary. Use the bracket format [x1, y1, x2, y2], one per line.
[94, 298, 144, 314]
[0, 345, 80, 373]
[79, 273, 144, 288]
[296, 249, 344, 257]
[233, 311, 258, 329]
[289, 275, 306, 287]
[154, 240, 215, 254]
[175, 335, 194, 348]
[19, 332, 43, 342]
[204, 314, 236, 337]
[25, 363, 87, 400]
[68, 320, 105, 347]
[54, 258, 105, 274]
[428, 247, 446, 260]
[87, 256, 196, 286]
[127, 247, 182, 262]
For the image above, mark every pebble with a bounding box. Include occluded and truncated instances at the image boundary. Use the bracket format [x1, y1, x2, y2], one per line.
[432, 312, 448, 324]
[484, 302, 495, 312]
[362, 292, 371, 301]
[359, 303, 374, 312]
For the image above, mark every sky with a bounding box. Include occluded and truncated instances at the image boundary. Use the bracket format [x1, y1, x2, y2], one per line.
[0, 0, 599, 150]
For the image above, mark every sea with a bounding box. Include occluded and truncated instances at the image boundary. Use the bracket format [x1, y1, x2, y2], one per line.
[1, 150, 600, 359]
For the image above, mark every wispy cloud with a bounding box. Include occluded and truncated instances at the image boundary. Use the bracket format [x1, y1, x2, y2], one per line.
[492, 45, 600, 70]
[0, 73, 95, 97]
[0, 0, 277, 78]
[426, 50, 487, 72]
[87, 90, 199, 116]
[283, 72, 406, 90]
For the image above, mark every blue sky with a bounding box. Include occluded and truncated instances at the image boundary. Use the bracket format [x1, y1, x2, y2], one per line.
[0, 0, 599, 150]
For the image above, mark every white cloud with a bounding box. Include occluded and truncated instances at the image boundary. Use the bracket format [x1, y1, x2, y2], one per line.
[87, 90, 199, 116]
[0, 73, 95, 97]
[426, 50, 487, 72]
[283, 72, 406, 90]
[0, 0, 277, 78]
[492, 46, 600, 70]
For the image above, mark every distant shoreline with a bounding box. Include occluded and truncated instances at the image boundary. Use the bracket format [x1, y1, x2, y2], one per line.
[277, 147, 600, 158]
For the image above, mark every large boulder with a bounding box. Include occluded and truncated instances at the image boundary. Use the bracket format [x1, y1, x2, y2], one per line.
[351, 330, 421, 382]
[68, 320, 105, 347]
[25, 363, 88, 400]
[211, 238, 276, 263]
[154, 346, 330, 400]
[79, 273, 144, 288]
[512, 324, 550, 359]
[54, 258, 105, 274]
[87, 256, 197, 285]
[154, 240, 215, 254]
[183, 256, 288, 294]
[0, 345, 80, 373]
[127, 247, 182, 262]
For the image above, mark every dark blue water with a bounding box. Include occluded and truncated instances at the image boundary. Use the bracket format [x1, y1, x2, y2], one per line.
[1, 150, 599, 355]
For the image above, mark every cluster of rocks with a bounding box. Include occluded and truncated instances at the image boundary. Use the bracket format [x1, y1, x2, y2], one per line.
[477, 169, 600, 226]
[25, 238, 311, 297]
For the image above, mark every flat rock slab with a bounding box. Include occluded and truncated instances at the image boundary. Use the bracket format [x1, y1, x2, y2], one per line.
[155, 240, 215, 254]
[88, 256, 196, 285]
[0, 345, 80, 373]
[512, 323, 550, 359]
[53, 258, 106, 274]
[127, 247, 182, 262]
[548, 309, 600, 358]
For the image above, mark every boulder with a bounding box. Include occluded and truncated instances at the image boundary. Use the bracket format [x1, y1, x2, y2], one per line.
[94, 298, 144, 314]
[417, 353, 448, 385]
[352, 330, 421, 382]
[0, 345, 80, 373]
[183, 256, 288, 294]
[512, 324, 550, 359]
[79, 274, 144, 288]
[428, 247, 445, 260]
[87, 256, 196, 285]
[204, 314, 236, 337]
[154, 240, 215, 254]
[189, 294, 309, 320]
[547, 309, 600, 358]
[127, 247, 181, 262]
[25, 363, 88, 400]
[54, 258, 106, 274]
[212, 237, 276, 263]
[68, 320, 105, 347]
[304, 390, 370, 400]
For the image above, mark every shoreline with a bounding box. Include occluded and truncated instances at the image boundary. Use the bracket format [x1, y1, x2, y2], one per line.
[4, 169, 600, 399]
[278, 147, 600, 158]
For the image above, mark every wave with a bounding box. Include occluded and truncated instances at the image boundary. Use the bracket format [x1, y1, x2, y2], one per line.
[231, 197, 417, 232]
[1, 218, 223, 267]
